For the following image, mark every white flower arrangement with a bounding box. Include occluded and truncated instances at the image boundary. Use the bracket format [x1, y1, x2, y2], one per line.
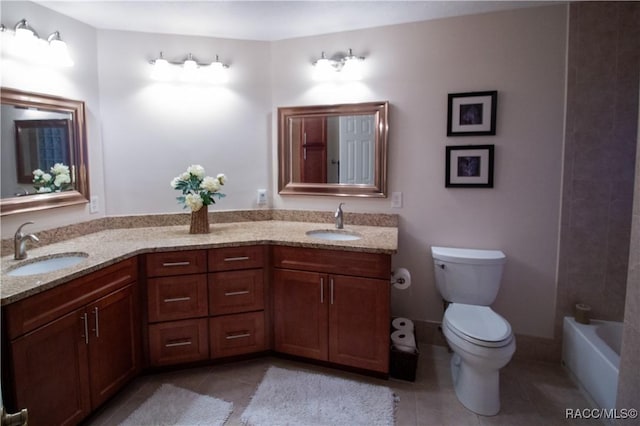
[171, 165, 226, 212]
[32, 163, 72, 193]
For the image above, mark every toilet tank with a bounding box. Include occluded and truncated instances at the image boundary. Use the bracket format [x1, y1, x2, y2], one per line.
[431, 246, 506, 305]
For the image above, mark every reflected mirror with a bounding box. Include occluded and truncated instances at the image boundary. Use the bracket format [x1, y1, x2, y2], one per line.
[1, 87, 89, 215]
[278, 101, 388, 197]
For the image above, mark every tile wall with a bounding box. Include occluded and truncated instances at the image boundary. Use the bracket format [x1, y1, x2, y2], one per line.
[556, 1, 639, 334]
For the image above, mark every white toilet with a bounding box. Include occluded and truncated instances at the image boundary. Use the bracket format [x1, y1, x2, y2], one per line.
[431, 246, 516, 416]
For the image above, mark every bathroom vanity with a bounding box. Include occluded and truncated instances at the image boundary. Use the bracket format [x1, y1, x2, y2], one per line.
[0, 220, 397, 425]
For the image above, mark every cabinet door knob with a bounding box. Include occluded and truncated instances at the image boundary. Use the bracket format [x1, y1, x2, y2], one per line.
[320, 277, 324, 303]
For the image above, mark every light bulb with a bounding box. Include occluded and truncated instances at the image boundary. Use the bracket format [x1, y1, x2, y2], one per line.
[206, 60, 229, 84]
[48, 33, 73, 67]
[181, 54, 199, 82]
[150, 57, 171, 81]
[313, 53, 336, 82]
[340, 56, 363, 81]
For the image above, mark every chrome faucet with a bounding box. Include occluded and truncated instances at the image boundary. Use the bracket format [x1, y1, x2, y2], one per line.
[335, 203, 345, 229]
[14, 221, 39, 260]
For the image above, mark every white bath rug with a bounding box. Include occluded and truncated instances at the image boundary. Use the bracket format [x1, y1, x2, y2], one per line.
[241, 366, 396, 426]
[119, 383, 233, 426]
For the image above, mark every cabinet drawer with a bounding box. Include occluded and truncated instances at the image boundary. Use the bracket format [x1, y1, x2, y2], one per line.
[208, 246, 264, 271]
[146, 250, 207, 277]
[4, 257, 138, 340]
[210, 311, 265, 358]
[272, 246, 391, 279]
[147, 274, 208, 323]
[148, 318, 209, 366]
[209, 269, 264, 315]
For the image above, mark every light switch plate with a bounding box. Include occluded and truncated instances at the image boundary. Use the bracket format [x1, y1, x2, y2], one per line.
[391, 192, 402, 208]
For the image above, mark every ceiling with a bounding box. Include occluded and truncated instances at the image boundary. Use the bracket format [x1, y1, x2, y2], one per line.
[34, 1, 548, 41]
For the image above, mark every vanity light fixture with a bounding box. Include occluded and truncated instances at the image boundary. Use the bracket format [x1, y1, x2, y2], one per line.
[0, 19, 73, 67]
[149, 51, 229, 84]
[312, 48, 365, 81]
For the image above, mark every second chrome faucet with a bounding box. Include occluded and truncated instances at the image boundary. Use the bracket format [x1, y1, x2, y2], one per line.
[335, 203, 345, 229]
[14, 221, 39, 260]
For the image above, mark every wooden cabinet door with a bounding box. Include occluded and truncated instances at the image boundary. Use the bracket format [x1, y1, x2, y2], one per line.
[328, 275, 390, 373]
[11, 308, 91, 426]
[87, 284, 139, 408]
[273, 269, 328, 361]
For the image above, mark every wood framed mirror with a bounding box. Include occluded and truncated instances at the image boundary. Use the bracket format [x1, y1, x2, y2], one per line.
[1, 87, 90, 215]
[278, 101, 389, 197]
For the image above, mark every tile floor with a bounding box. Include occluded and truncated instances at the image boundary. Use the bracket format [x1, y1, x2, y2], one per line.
[85, 345, 600, 426]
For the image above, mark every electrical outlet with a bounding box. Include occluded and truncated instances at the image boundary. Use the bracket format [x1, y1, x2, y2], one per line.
[391, 192, 402, 208]
[90, 196, 99, 213]
[257, 189, 267, 205]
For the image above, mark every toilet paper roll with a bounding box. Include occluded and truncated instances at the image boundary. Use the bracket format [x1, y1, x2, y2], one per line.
[392, 317, 414, 332]
[391, 268, 412, 290]
[391, 330, 416, 352]
[575, 303, 591, 324]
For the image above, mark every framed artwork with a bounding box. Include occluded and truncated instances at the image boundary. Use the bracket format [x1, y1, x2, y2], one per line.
[447, 90, 497, 136]
[445, 145, 494, 188]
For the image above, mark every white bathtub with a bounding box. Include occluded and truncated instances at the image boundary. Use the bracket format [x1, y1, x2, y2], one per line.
[562, 316, 621, 409]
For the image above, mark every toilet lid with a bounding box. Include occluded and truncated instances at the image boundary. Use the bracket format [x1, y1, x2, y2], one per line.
[444, 303, 513, 347]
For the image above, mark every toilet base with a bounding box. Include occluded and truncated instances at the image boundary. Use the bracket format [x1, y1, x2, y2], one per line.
[450, 353, 501, 416]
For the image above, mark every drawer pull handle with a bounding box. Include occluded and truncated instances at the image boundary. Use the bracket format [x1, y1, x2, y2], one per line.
[165, 340, 192, 347]
[162, 261, 191, 267]
[163, 297, 192, 303]
[225, 333, 251, 340]
[224, 256, 250, 262]
[224, 290, 250, 296]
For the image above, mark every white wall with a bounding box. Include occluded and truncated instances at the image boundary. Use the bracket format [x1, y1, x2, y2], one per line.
[0, 1, 105, 235]
[1, 3, 567, 339]
[96, 30, 272, 215]
[270, 5, 568, 338]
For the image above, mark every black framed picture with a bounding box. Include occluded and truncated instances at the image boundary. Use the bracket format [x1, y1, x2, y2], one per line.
[447, 91, 497, 136]
[445, 145, 494, 188]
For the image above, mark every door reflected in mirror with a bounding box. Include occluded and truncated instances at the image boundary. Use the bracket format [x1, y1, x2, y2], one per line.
[290, 114, 375, 185]
[278, 101, 388, 197]
[1, 87, 89, 216]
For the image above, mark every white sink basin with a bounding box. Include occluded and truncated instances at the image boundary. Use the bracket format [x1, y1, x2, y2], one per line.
[305, 229, 362, 241]
[7, 253, 89, 277]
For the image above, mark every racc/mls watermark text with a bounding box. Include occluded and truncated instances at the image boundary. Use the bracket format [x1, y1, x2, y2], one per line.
[566, 408, 638, 421]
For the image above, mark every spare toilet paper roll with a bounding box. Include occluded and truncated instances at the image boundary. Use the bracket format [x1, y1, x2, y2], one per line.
[575, 303, 592, 325]
[391, 330, 416, 352]
[392, 317, 414, 332]
[391, 268, 412, 290]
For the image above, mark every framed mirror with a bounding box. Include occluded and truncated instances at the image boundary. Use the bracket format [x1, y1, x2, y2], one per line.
[278, 101, 389, 197]
[1, 87, 89, 215]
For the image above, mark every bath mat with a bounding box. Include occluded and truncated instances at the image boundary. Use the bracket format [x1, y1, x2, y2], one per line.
[119, 383, 233, 426]
[241, 366, 396, 426]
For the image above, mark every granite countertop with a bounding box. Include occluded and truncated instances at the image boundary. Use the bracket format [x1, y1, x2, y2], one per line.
[1, 220, 398, 305]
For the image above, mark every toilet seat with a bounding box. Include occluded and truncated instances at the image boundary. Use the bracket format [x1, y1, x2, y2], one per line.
[444, 303, 513, 348]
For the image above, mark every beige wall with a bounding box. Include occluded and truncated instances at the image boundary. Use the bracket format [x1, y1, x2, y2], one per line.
[271, 5, 568, 339]
[3, 4, 572, 340]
